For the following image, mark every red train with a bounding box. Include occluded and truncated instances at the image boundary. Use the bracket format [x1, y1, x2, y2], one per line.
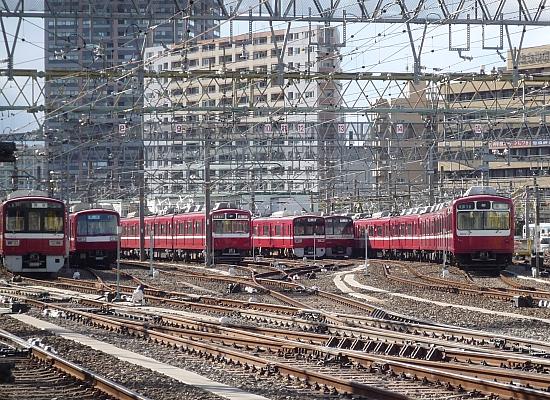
[252, 213, 325, 258]
[121, 206, 251, 262]
[68, 208, 120, 268]
[324, 215, 354, 258]
[0, 191, 66, 273]
[354, 187, 514, 269]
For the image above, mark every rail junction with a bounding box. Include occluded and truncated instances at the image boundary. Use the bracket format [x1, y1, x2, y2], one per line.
[1, 258, 550, 399]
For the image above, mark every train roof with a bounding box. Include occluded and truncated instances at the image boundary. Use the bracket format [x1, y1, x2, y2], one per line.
[4, 195, 64, 205]
[324, 215, 353, 220]
[70, 208, 120, 216]
[122, 208, 249, 220]
[254, 214, 323, 221]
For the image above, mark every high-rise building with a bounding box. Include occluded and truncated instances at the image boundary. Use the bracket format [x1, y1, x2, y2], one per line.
[438, 44, 550, 196]
[44, 1, 219, 202]
[142, 25, 345, 215]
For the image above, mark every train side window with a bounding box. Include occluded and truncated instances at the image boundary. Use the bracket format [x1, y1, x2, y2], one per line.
[253, 225, 259, 236]
[275, 225, 282, 236]
[263, 225, 269, 236]
[368, 226, 374, 237]
[377, 226, 382, 236]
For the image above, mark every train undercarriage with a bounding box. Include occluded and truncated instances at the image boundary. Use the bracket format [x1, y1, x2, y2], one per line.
[365, 248, 512, 271]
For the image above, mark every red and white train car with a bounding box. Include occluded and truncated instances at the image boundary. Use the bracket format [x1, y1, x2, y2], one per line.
[354, 187, 514, 269]
[252, 214, 325, 258]
[324, 216, 353, 257]
[121, 207, 251, 262]
[68, 208, 120, 268]
[0, 191, 66, 273]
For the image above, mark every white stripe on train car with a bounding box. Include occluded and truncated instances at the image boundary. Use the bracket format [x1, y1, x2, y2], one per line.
[252, 236, 325, 240]
[77, 236, 117, 242]
[456, 230, 511, 237]
[355, 232, 510, 241]
[5, 233, 64, 239]
[326, 234, 354, 239]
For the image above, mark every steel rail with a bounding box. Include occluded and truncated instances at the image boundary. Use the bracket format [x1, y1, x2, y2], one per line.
[383, 264, 530, 301]
[31, 301, 410, 399]
[108, 304, 550, 371]
[400, 262, 550, 301]
[0, 328, 151, 400]
[22, 300, 550, 400]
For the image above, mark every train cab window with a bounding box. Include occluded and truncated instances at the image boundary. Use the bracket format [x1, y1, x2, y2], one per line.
[28, 211, 41, 231]
[6, 208, 25, 232]
[377, 226, 382, 236]
[368, 226, 374, 237]
[253, 226, 259, 236]
[314, 220, 325, 235]
[44, 210, 63, 232]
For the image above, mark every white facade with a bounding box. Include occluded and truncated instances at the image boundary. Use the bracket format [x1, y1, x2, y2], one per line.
[0, 140, 47, 199]
[143, 26, 342, 214]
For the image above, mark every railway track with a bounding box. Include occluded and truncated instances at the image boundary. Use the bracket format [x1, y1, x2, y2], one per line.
[0, 298, 512, 399]
[0, 328, 150, 400]
[4, 279, 550, 399]
[7, 259, 550, 399]
[382, 260, 550, 303]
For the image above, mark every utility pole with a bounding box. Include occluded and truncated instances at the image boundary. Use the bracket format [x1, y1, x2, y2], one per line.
[525, 186, 530, 241]
[534, 180, 541, 277]
[428, 144, 435, 204]
[204, 129, 212, 267]
[133, 23, 146, 262]
[139, 145, 146, 261]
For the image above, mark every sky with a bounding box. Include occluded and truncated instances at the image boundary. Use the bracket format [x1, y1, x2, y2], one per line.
[1, 10, 550, 134]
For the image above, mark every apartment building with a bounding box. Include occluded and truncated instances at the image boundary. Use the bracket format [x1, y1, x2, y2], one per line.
[0, 138, 47, 199]
[44, 0, 219, 202]
[437, 44, 550, 195]
[143, 25, 344, 214]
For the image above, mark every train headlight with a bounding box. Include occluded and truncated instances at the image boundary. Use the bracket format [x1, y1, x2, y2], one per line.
[6, 240, 19, 246]
[49, 240, 64, 246]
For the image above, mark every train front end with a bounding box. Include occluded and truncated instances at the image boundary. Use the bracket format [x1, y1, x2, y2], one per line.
[292, 216, 325, 258]
[70, 209, 120, 268]
[452, 194, 514, 269]
[1, 196, 66, 273]
[212, 209, 251, 262]
[324, 216, 353, 258]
